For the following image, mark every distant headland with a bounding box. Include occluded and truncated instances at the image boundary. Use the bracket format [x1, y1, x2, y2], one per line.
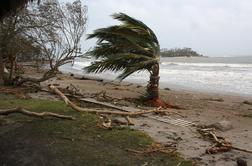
[161, 47, 204, 57]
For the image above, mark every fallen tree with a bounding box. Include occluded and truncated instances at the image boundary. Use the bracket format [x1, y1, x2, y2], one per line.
[49, 84, 170, 124]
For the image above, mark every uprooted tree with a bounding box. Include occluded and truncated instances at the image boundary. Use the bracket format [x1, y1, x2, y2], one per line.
[84, 13, 162, 104]
[0, 0, 87, 86]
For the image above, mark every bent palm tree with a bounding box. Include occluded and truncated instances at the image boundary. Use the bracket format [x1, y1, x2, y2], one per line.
[85, 13, 160, 100]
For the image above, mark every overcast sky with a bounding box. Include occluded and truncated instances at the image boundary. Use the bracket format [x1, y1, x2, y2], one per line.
[78, 0, 252, 57]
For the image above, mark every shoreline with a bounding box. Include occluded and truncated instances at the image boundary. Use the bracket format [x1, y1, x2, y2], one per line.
[61, 56, 252, 98]
[59, 69, 252, 100]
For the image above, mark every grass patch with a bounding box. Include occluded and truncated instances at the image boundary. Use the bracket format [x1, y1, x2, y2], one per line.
[0, 93, 193, 166]
[243, 113, 252, 118]
[0, 96, 73, 113]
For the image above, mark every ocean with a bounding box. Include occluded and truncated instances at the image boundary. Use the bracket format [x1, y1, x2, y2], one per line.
[60, 56, 252, 97]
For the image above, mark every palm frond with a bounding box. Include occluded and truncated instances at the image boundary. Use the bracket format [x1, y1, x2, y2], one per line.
[85, 13, 160, 80]
[112, 13, 159, 49]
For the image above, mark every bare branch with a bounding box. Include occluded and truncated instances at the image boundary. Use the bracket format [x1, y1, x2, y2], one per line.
[0, 107, 75, 120]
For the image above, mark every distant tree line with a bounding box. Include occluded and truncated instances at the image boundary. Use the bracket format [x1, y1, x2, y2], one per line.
[160, 47, 203, 57]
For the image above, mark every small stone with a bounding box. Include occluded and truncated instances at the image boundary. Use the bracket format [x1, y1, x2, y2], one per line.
[236, 158, 247, 166]
[211, 120, 233, 131]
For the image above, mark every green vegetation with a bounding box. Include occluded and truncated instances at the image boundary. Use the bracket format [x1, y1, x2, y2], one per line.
[85, 13, 161, 100]
[243, 113, 252, 118]
[0, 94, 193, 166]
[161, 47, 203, 57]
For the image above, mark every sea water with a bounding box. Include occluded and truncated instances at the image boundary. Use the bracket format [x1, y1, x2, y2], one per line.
[60, 56, 252, 97]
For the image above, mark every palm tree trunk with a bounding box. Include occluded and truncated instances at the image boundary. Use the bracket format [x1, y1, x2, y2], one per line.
[147, 63, 160, 100]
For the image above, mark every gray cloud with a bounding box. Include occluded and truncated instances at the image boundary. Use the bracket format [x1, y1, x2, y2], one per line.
[80, 0, 252, 57]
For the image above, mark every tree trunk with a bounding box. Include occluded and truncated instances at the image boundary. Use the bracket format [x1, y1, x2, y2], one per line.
[9, 56, 14, 81]
[147, 63, 160, 100]
[0, 55, 4, 85]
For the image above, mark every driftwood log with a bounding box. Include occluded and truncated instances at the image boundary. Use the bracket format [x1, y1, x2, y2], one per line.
[198, 128, 252, 154]
[49, 85, 168, 117]
[0, 107, 74, 120]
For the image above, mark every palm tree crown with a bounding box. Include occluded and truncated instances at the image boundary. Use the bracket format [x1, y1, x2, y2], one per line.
[85, 13, 161, 99]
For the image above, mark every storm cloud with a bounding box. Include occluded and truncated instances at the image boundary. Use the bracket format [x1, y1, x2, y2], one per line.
[82, 0, 252, 56]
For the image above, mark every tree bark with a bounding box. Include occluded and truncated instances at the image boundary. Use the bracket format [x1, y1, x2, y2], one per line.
[8, 55, 15, 81]
[0, 55, 4, 85]
[147, 63, 160, 100]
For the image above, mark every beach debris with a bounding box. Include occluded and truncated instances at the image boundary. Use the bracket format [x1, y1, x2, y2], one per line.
[91, 90, 114, 101]
[198, 128, 252, 154]
[125, 116, 134, 125]
[0, 107, 75, 120]
[210, 120, 233, 131]
[79, 98, 137, 112]
[112, 118, 129, 125]
[242, 100, 252, 106]
[97, 115, 135, 128]
[49, 85, 170, 125]
[65, 84, 83, 96]
[98, 115, 112, 129]
[148, 116, 196, 127]
[74, 75, 103, 82]
[126, 142, 177, 155]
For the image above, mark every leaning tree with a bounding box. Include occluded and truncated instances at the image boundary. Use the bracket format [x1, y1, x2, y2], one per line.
[0, 0, 40, 86]
[0, 0, 87, 85]
[85, 13, 161, 100]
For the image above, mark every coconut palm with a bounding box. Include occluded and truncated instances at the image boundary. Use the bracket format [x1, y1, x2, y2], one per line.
[85, 13, 161, 100]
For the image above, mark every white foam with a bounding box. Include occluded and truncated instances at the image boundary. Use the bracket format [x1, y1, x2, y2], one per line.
[61, 57, 252, 97]
[161, 62, 252, 68]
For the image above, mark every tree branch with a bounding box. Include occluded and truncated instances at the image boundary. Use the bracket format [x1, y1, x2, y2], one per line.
[0, 107, 75, 120]
[49, 85, 167, 116]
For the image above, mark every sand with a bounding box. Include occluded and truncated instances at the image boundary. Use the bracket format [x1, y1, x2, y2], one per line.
[24, 67, 252, 166]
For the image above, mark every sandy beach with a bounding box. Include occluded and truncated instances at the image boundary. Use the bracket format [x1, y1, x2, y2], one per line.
[0, 63, 248, 165]
[26, 67, 252, 166]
